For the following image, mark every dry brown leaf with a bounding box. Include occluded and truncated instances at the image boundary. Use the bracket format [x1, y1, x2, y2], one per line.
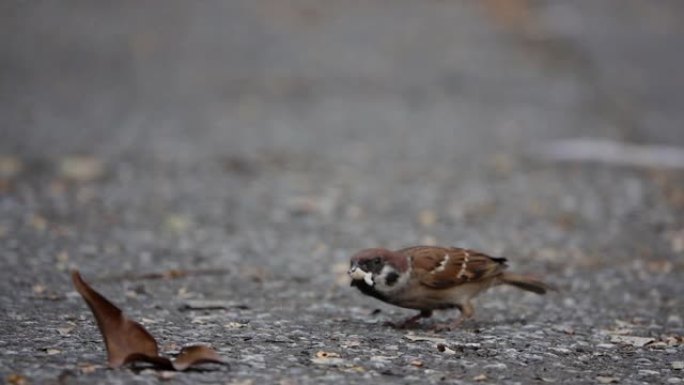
[6, 374, 27, 385]
[311, 351, 345, 366]
[609, 335, 655, 347]
[315, 351, 340, 359]
[77, 362, 101, 374]
[662, 335, 683, 346]
[72, 270, 159, 367]
[172, 345, 225, 371]
[71, 270, 226, 371]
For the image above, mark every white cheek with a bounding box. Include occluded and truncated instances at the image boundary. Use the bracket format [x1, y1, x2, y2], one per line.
[375, 265, 408, 293]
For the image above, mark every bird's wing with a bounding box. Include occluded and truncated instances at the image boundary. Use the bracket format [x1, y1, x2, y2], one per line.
[400, 246, 507, 289]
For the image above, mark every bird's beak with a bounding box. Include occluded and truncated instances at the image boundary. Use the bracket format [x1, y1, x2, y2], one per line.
[348, 263, 374, 286]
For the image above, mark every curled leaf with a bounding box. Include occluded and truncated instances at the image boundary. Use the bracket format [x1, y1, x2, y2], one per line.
[71, 270, 158, 368]
[172, 345, 226, 371]
[71, 270, 226, 371]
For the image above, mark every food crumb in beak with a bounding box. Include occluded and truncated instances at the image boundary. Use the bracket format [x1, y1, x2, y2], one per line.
[348, 266, 374, 287]
[363, 272, 374, 286]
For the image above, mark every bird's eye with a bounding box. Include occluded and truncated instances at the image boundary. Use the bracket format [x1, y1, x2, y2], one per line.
[373, 257, 382, 266]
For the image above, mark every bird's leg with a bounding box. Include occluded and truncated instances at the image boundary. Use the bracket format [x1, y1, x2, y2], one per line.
[386, 310, 432, 329]
[433, 302, 474, 331]
[453, 301, 475, 327]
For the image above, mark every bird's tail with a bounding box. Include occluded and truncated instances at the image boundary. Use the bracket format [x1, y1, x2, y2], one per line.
[499, 272, 557, 294]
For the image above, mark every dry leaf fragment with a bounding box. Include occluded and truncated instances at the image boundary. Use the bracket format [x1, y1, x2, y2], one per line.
[609, 335, 655, 347]
[315, 351, 340, 358]
[71, 270, 226, 371]
[172, 345, 225, 371]
[311, 351, 345, 366]
[77, 363, 100, 374]
[57, 324, 76, 336]
[403, 333, 447, 344]
[6, 374, 27, 385]
[32, 284, 46, 294]
[72, 270, 158, 368]
[663, 335, 683, 346]
[224, 322, 249, 330]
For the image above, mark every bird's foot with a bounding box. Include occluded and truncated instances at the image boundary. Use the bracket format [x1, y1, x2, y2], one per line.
[384, 311, 431, 329]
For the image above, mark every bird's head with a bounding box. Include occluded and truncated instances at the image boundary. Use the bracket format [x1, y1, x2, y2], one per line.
[348, 248, 409, 291]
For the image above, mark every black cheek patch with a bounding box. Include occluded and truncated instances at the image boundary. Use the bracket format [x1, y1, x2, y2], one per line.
[385, 272, 399, 287]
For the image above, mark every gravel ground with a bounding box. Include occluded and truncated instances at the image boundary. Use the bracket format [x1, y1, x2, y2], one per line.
[1, 1, 683, 384]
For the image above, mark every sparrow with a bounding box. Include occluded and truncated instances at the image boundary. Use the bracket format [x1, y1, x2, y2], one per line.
[348, 245, 555, 329]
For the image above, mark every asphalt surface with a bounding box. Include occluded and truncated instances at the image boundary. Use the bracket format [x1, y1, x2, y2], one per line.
[1, 1, 683, 384]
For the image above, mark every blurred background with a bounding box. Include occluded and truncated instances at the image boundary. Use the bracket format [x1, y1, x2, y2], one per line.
[2, 0, 684, 279]
[3, 1, 683, 161]
[2, 1, 684, 383]
[2, 0, 684, 288]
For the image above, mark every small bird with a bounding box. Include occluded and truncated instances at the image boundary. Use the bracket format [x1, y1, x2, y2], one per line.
[348, 246, 555, 329]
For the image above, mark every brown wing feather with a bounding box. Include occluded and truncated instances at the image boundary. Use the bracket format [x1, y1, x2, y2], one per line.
[399, 246, 507, 289]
